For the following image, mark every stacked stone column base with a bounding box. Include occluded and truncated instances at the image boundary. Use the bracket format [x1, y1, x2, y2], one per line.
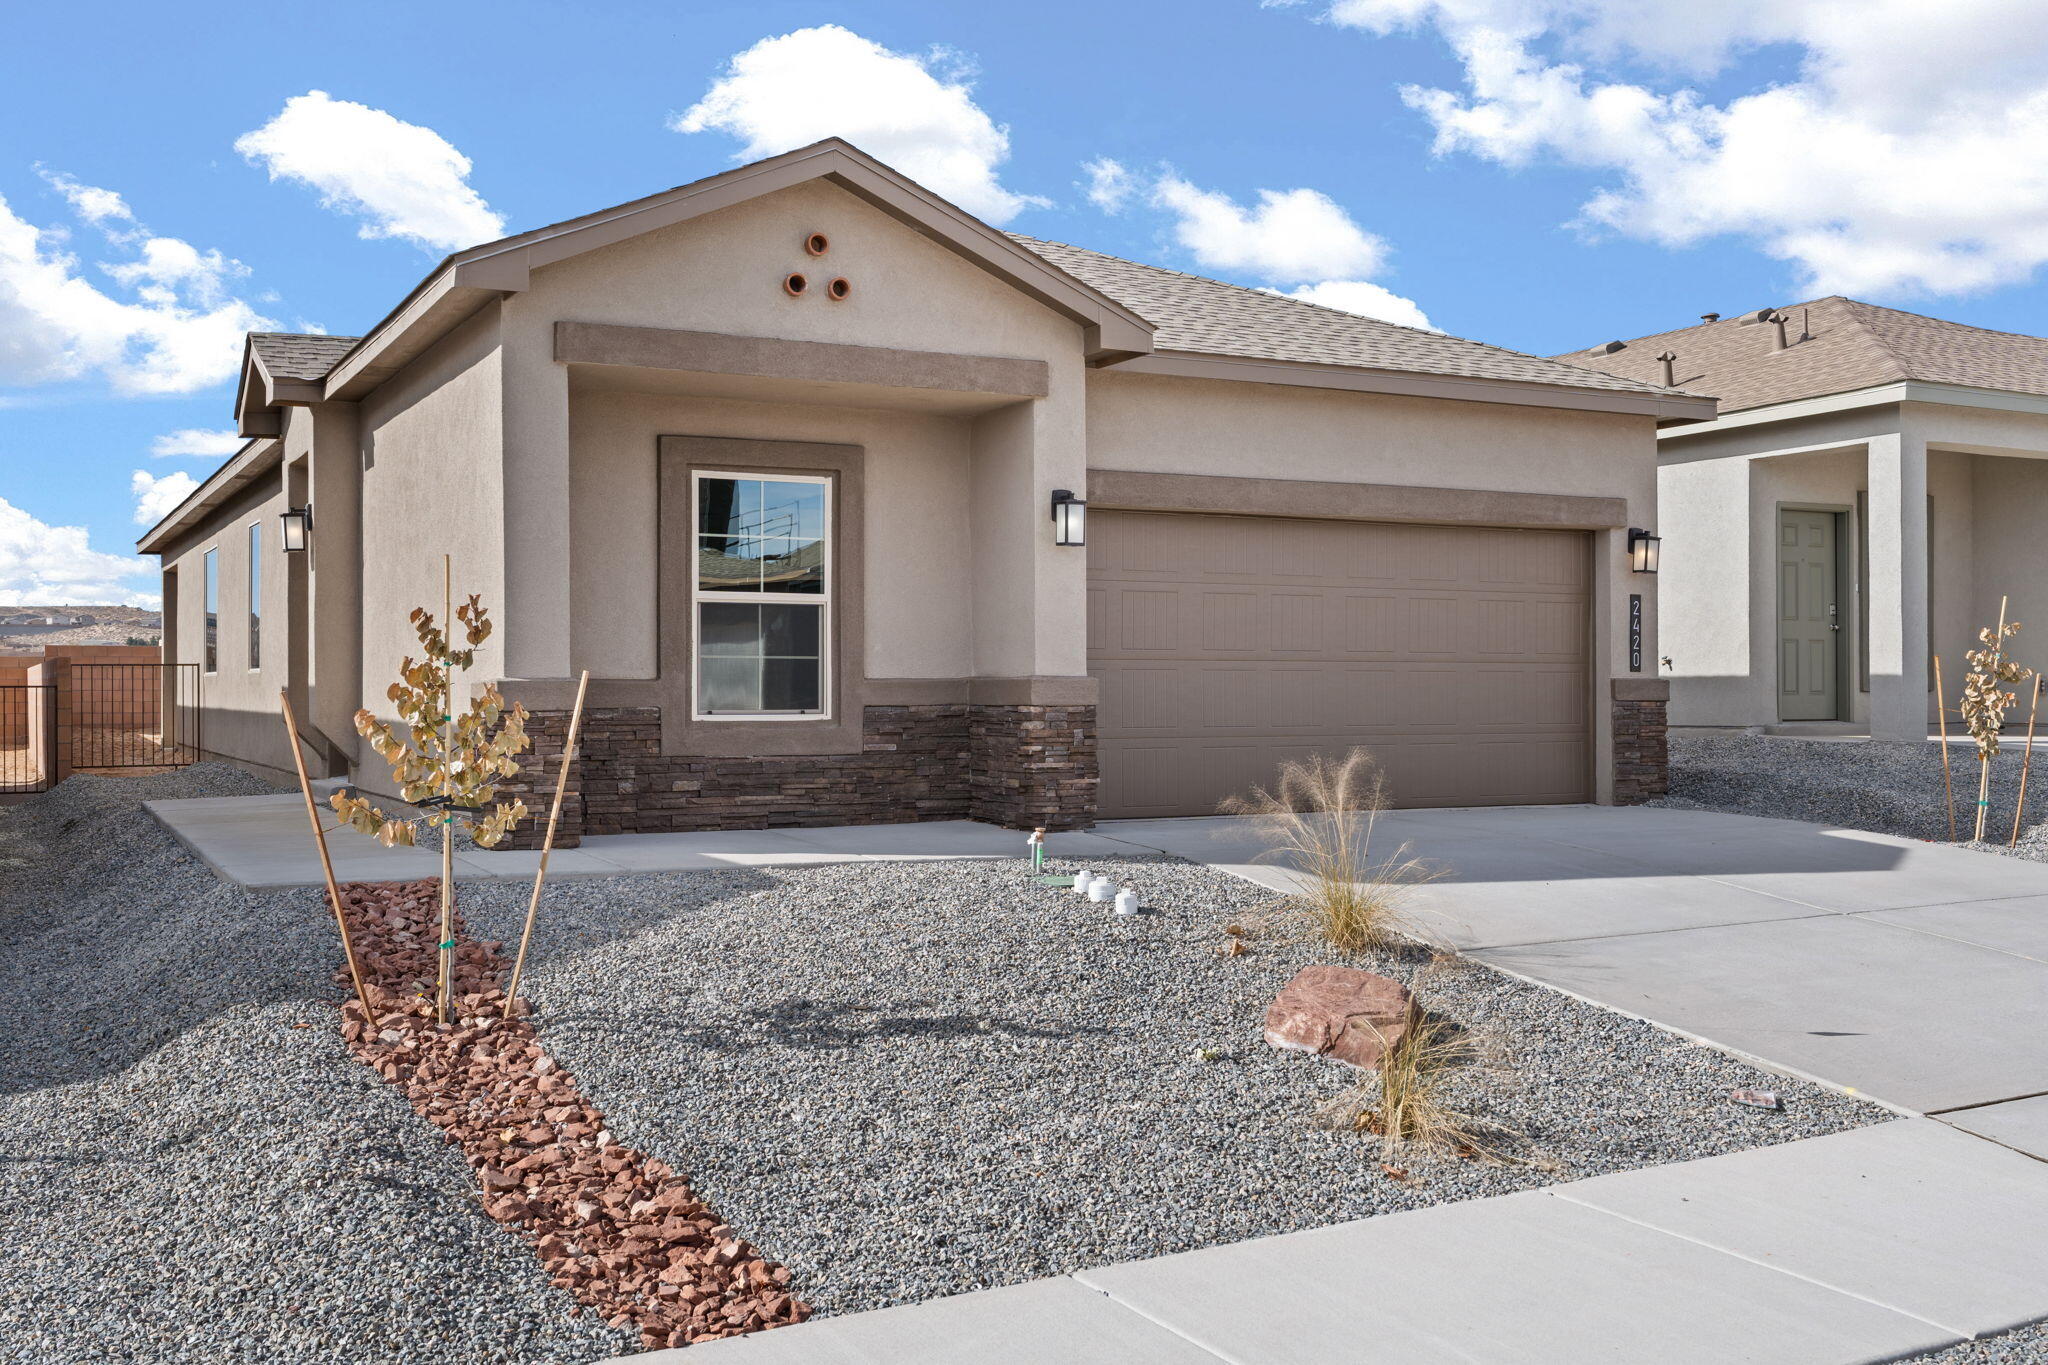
[1611, 679, 1670, 805]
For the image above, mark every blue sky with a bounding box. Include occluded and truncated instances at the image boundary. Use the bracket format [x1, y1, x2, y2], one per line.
[6, 0, 2047, 605]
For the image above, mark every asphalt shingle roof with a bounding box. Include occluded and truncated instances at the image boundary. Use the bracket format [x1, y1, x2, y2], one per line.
[249, 332, 361, 382]
[1552, 297, 2048, 415]
[1011, 236, 1672, 396]
[233, 246, 1681, 402]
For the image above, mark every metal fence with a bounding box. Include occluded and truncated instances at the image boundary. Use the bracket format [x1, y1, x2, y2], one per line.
[69, 663, 202, 770]
[0, 684, 58, 793]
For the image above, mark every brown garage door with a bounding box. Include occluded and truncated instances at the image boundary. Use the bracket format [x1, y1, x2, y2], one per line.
[1089, 510, 1590, 819]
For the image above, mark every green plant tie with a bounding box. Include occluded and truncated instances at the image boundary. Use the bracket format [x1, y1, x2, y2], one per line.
[439, 939, 456, 951]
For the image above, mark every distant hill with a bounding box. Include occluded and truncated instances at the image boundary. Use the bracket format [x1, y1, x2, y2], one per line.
[0, 604, 162, 649]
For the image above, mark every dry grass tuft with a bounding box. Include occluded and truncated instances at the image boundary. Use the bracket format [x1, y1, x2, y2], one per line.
[1219, 748, 1442, 953]
[1315, 1007, 1527, 1166]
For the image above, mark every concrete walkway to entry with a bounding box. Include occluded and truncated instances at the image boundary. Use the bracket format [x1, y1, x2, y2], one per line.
[144, 791, 1139, 889]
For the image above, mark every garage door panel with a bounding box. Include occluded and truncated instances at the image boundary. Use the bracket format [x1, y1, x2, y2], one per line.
[1092, 510, 1592, 818]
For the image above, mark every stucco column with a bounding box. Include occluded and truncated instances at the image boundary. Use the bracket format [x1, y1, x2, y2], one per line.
[306, 404, 362, 767]
[500, 338, 573, 680]
[1866, 430, 1930, 740]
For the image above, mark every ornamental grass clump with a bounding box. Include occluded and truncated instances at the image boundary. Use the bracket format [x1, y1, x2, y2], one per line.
[1219, 748, 1441, 953]
[330, 582, 532, 1022]
[1316, 1006, 1522, 1166]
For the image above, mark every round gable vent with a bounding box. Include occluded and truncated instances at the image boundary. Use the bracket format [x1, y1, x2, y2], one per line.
[804, 232, 830, 256]
[783, 272, 809, 297]
[827, 277, 852, 301]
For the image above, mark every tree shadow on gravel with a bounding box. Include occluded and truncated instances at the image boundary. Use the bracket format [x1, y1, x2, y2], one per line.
[545, 998, 1110, 1054]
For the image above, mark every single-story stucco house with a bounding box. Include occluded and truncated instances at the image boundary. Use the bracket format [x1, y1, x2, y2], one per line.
[137, 139, 1708, 845]
[1559, 299, 2048, 741]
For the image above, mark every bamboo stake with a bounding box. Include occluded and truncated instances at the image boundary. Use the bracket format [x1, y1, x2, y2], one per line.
[1976, 595, 2012, 843]
[280, 687, 373, 1022]
[505, 669, 591, 1014]
[1935, 654, 1956, 842]
[437, 554, 455, 1025]
[2013, 676, 2043, 848]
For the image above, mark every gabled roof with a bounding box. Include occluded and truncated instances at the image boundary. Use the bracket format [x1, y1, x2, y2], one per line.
[248, 332, 360, 381]
[1015, 237, 1673, 398]
[1554, 297, 2048, 416]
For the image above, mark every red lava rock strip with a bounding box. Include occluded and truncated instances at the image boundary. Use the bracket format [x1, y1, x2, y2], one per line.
[334, 879, 809, 1350]
[1263, 964, 1416, 1070]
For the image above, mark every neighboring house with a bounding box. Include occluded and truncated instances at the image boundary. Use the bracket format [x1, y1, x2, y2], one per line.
[137, 139, 1705, 845]
[1560, 299, 2048, 739]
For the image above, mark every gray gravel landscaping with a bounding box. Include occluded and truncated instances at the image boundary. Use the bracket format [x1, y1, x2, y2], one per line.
[466, 849, 1884, 1319]
[1662, 732, 2048, 860]
[1909, 1319, 2048, 1363]
[0, 768, 631, 1365]
[2, 766, 1893, 1356]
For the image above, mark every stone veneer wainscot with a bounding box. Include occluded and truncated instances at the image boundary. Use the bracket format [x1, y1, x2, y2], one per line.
[497, 703, 1098, 849]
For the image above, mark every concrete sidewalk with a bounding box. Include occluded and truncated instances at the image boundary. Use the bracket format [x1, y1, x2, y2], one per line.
[621, 1119, 2048, 1364]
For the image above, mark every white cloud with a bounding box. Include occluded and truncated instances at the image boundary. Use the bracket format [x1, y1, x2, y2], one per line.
[1280, 279, 1437, 329]
[1317, 0, 2048, 297]
[1083, 157, 1136, 213]
[36, 167, 131, 225]
[150, 427, 242, 459]
[674, 25, 1048, 224]
[236, 91, 506, 252]
[131, 469, 198, 527]
[0, 190, 276, 395]
[1151, 173, 1387, 284]
[0, 496, 158, 606]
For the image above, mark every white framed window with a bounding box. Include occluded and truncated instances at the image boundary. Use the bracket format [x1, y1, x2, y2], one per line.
[202, 547, 218, 674]
[247, 522, 262, 671]
[691, 471, 829, 719]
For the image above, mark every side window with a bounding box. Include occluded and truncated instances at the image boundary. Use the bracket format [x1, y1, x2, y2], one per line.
[202, 547, 218, 674]
[248, 522, 262, 671]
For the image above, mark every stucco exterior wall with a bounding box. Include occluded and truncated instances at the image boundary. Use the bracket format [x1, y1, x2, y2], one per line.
[354, 303, 507, 795]
[506, 178, 1089, 684]
[159, 473, 293, 775]
[566, 384, 974, 681]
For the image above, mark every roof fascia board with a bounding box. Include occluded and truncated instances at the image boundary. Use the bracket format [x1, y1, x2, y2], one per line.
[1648, 379, 2048, 439]
[1118, 351, 1717, 420]
[322, 269, 484, 400]
[137, 439, 282, 554]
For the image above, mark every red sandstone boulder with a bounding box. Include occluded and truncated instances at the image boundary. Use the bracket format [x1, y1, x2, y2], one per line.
[1263, 965, 1414, 1069]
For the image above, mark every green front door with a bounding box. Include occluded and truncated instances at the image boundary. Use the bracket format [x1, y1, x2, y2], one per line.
[1778, 509, 1839, 721]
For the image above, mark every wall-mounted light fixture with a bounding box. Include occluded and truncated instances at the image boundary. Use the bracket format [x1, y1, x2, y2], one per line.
[280, 504, 313, 554]
[1628, 526, 1661, 574]
[1050, 488, 1086, 547]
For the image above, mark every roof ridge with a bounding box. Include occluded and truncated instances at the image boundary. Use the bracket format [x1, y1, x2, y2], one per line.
[1010, 233, 1659, 389]
[1838, 295, 2048, 347]
[1830, 299, 1913, 382]
[1009, 233, 1449, 341]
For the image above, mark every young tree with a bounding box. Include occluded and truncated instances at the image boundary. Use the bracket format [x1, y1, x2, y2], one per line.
[1961, 602, 2032, 842]
[332, 591, 531, 1021]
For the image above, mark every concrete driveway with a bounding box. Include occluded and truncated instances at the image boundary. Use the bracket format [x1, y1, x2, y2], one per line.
[1102, 805, 2048, 1119]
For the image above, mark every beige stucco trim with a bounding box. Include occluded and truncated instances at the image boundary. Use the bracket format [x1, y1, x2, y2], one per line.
[1612, 678, 1670, 702]
[554, 321, 1049, 399]
[1087, 468, 1631, 531]
[498, 674, 1103, 710]
[1115, 351, 1716, 422]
